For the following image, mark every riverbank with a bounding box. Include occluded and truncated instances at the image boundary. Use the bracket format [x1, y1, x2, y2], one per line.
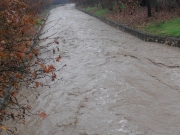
[82, 6, 180, 38]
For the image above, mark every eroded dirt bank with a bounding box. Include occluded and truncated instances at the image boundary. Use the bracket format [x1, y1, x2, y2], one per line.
[5, 4, 180, 135]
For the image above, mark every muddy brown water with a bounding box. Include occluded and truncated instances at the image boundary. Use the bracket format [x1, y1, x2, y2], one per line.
[3, 4, 180, 135]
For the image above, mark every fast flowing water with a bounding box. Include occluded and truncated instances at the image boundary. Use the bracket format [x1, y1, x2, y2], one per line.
[3, 4, 180, 135]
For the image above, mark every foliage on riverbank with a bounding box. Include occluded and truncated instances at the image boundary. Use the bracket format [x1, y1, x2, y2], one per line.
[0, 0, 62, 134]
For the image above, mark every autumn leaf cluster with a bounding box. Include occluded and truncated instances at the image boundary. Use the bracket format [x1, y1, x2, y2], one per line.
[0, 0, 61, 134]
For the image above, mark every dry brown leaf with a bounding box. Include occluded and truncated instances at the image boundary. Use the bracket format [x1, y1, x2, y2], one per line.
[1, 126, 7, 131]
[39, 112, 47, 118]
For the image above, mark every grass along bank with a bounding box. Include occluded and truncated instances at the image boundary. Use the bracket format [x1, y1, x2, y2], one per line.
[85, 6, 109, 16]
[144, 18, 180, 37]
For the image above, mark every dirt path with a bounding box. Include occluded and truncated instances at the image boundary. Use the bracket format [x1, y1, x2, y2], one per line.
[6, 4, 180, 135]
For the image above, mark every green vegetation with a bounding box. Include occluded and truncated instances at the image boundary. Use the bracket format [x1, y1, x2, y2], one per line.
[144, 18, 180, 37]
[120, 4, 126, 10]
[86, 7, 98, 11]
[34, 19, 44, 28]
[37, 19, 44, 25]
[95, 9, 109, 16]
[85, 6, 109, 16]
[35, 10, 49, 28]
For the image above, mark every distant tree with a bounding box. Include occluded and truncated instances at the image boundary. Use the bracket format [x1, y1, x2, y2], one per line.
[177, 0, 180, 6]
[147, 0, 152, 17]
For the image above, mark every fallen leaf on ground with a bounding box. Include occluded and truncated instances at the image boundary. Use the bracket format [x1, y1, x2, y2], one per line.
[27, 105, 31, 110]
[56, 55, 61, 62]
[1, 126, 7, 131]
[11, 92, 17, 97]
[39, 112, 47, 118]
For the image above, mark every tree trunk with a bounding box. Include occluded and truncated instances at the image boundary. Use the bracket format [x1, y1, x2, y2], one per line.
[99, 0, 104, 9]
[155, 0, 158, 12]
[147, 0, 152, 17]
[109, 0, 113, 11]
[176, 0, 180, 6]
